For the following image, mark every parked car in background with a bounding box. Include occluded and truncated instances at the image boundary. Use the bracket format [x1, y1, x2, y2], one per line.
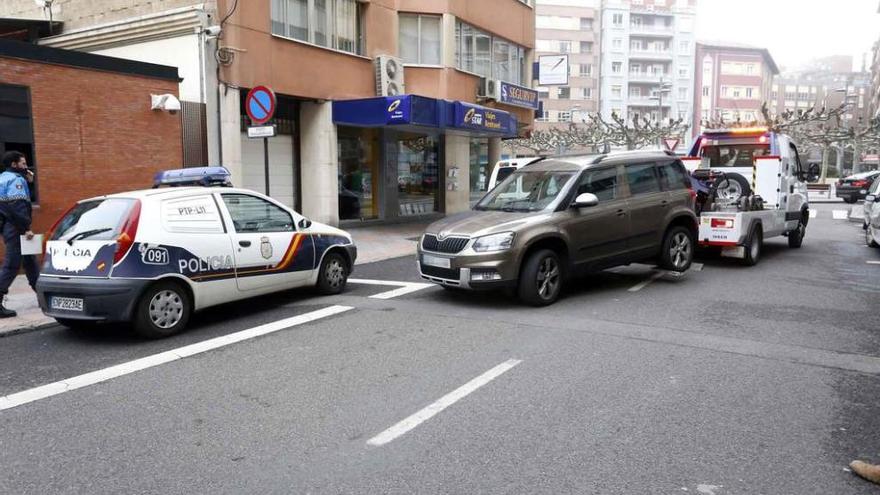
[864, 180, 880, 247]
[836, 171, 880, 203]
[418, 151, 697, 306]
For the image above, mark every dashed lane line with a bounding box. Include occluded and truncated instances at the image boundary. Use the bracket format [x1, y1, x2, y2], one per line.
[809, 210, 818, 219]
[627, 271, 665, 292]
[348, 278, 434, 299]
[366, 359, 522, 447]
[867, 261, 880, 265]
[0, 305, 354, 412]
[832, 210, 849, 220]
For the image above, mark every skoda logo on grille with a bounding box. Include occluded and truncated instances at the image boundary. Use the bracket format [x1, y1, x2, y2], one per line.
[437, 232, 449, 241]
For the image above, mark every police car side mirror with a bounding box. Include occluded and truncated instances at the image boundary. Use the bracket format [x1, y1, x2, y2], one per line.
[298, 218, 312, 229]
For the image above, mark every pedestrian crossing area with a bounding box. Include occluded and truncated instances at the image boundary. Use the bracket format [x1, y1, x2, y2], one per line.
[808, 209, 855, 221]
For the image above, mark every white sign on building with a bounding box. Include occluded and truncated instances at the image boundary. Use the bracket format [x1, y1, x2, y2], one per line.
[538, 54, 569, 86]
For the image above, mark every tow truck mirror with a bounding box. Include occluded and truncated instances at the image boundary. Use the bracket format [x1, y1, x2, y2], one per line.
[572, 193, 599, 208]
[298, 218, 312, 229]
[806, 163, 820, 182]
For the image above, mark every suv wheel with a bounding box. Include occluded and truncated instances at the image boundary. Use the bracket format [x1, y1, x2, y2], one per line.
[316, 252, 348, 295]
[788, 218, 806, 248]
[518, 249, 563, 306]
[659, 226, 694, 272]
[132, 281, 191, 339]
[866, 225, 879, 248]
[741, 225, 763, 266]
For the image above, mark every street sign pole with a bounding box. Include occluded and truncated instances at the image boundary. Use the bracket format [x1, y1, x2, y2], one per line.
[263, 137, 270, 196]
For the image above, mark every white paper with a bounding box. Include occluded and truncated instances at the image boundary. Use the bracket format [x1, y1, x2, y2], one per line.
[20, 234, 43, 255]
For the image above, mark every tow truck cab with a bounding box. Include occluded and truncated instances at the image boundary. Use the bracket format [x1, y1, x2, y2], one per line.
[682, 128, 816, 262]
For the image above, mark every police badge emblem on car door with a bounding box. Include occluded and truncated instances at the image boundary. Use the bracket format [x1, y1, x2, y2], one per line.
[260, 236, 273, 260]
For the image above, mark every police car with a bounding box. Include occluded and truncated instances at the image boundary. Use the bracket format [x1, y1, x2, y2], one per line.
[35, 167, 357, 338]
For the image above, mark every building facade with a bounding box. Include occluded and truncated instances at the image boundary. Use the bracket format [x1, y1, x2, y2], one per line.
[0, 39, 182, 238]
[692, 42, 778, 137]
[534, 0, 599, 128]
[870, 39, 880, 119]
[598, 0, 697, 130]
[1, 0, 537, 226]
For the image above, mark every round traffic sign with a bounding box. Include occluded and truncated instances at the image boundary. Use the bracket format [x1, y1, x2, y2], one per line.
[245, 86, 276, 125]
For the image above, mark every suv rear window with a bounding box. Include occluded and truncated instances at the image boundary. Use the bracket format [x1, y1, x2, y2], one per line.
[51, 198, 137, 241]
[658, 160, 691, 190]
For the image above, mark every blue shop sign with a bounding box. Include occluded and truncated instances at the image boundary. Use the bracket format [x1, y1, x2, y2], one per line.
[385, 96, 411, 124]
[454, 102, 510, 133]
[499, 82, 539, 110]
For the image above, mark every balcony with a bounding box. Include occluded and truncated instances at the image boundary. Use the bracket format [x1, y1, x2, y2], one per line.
[628, 72, 669, 83]
[627, 96, 672, 107]
[629, 24, 674, 37]
[629, 49, 673, 61]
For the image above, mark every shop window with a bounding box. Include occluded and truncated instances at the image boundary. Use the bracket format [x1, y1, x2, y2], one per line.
[455, 20, 526, 85]
[394, 133, 439, 217]
[469, 139, 489, 202]
[271, 0, 363, 55]
[0, 84, 37, 203]
[337, 127, 380, 221]
[399, 14, 441, 65]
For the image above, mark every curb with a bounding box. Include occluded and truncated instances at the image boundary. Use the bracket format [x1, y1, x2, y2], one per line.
[0, 319, 57, 339]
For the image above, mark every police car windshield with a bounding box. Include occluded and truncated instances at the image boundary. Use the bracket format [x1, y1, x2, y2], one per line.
[51, 198, 136, 242]
[476, 171, 575, 212]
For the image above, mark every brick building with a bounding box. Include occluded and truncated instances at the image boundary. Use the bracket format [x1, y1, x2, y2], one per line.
[692, 41, 778, 137]
[0, 38, 182, 236]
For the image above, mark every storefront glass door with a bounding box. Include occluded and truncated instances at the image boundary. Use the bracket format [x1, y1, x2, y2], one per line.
[338, 127, 380, 221]
[393, 132, 439, 217]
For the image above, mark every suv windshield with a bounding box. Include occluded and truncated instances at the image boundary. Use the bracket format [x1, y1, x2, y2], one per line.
[476, 170, 575, 212]
[51, 198, 136, 241]
[701, 143, 770, 168]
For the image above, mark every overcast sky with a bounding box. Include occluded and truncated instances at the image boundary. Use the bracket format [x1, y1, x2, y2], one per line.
[694, 0, 880, 72]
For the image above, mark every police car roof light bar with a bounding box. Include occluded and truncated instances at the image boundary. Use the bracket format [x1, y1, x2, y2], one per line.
[153, 167, 232, 188]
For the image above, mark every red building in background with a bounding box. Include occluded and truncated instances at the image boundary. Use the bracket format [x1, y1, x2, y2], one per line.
[692, 41, 779, 138]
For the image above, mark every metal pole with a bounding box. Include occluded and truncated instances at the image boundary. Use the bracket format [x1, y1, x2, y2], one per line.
[263, 137, 270, 195]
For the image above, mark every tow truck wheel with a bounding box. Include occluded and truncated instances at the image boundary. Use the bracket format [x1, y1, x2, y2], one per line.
[659, 226, 694, 272]
[132, 281, 191, 339]
[788, 219, 806, 248]
[741, 225, 763, 266]
[716, 174, 752, 204]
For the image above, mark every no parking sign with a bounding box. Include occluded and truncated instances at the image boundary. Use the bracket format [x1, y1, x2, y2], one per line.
[245, 86, 276, 125]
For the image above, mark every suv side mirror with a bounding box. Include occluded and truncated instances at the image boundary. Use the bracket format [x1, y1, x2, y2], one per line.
[298, 218, 312, 229]
[572, 192, 599, 208]
[867, 194, 877, 203]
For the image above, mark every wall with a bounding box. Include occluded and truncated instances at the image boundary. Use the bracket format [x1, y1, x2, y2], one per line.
[0, 0, 214, 31]
[0, 56, 183, 236]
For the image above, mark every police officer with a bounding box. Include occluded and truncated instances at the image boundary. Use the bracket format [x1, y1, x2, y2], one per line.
[0, 151, 39, 318]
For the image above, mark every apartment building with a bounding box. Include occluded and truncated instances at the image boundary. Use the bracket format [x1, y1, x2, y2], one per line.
[598, 0, 697, 129]
[534, 0, 600, 127]
[692, 41, 778, 137]
[771, 71, 872, 124]
[1, 0, 537, 226]
[871, 39, 880, 119]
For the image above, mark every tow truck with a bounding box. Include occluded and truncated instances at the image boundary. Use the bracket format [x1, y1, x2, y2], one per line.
[682, 127, 820, 265]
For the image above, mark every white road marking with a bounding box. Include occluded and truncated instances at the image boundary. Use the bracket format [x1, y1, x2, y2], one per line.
[867, 261, 880, 265]
[627, 271, 665, 292]
[366, 359, 522, 447]
[348, 278, 433, 300]
[809, 210, 818, 219]
[832, 210, 849, 220]
[0, 305, 354, 412]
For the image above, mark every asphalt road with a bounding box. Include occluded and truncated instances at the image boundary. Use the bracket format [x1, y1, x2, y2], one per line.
[1, 202, 879, 494]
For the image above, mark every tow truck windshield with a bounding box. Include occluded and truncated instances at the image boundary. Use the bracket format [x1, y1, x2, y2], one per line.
[701, 142, 770, 168]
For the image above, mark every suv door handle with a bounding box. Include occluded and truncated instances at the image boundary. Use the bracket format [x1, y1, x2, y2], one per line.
[239, 240, 252, 247]
[616, 208, 626, 217]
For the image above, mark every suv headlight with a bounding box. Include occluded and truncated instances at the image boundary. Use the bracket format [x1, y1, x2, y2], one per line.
[472, 232, 515, 252]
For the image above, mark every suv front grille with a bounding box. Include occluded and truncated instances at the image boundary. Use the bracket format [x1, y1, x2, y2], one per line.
[421, 234, 469, 254]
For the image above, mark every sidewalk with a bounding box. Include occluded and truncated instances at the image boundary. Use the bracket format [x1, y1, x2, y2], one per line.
[0, 220, 432, 337]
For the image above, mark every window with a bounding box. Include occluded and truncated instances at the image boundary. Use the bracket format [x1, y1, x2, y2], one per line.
[721, 86, 728, 97]
[625, 163, 661, 195]
[631, 40, 642, 51]
[456, 21, 526, 84]
[678, 87, 687, 101]
[577, 167, 618, 201]
[746, 63, 755, 75]
[679, 40, 689, 51]
[612, 13, 623, 26]
[630, 86, 641, 97]
[612, 62, 622, 74]
[0, 84, 37, 202]
[732, 87, 741, 98]
[222, 194, 295, 233]
[559, 41, 572, 53]
[161, 196, 225, 234]
[611, 85, 622, 98]
[746, 87, 754, 99]
[584, 87, 593, 99]
[399, 14, 441, 65]
[702, 86, 709, 97]
[580, 17, 593, 30]
[630, 63, 640, 74]
[271, 0, 363, 55]
[657, 161, 691, 190]
[580, 41, 593, 53]
[579, 64, 592, 77]
[612, 38, 623, 50]
[558, 111, 572, 122]
[678, 66, 688, 78]
[558, 86, 571, 99]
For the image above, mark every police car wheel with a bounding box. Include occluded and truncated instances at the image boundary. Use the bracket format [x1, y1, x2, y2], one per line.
[132, 281, 191, 339]
[317, 252, 348, 295]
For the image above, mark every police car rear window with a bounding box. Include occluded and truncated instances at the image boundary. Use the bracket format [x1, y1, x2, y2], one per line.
[51, 199, 136, 241]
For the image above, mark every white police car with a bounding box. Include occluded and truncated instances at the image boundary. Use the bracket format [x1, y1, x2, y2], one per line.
[36, 167, 356, 338]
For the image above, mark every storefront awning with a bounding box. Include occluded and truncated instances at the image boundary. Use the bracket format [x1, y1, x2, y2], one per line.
[332, 95, 518, 138]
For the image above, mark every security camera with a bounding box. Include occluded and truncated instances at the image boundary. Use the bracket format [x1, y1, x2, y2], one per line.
[204, 25, 222, 37]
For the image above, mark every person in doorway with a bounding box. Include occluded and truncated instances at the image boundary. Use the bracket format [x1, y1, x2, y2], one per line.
[0, 151, 38, 318]
[850, 460, 880, 485]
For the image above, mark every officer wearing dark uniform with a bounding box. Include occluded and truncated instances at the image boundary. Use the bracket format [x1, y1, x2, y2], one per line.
[0, 151, 38, 318]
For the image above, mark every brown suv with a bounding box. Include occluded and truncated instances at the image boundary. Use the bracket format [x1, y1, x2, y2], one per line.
[417, 151, 697, 305]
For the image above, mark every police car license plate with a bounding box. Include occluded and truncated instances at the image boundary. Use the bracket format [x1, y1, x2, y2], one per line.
[51, 296, 84, 312]
[422, 254, 451, 269]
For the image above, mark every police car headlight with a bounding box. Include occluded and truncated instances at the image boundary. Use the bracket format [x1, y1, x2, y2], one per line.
[472, 232, 515, 252]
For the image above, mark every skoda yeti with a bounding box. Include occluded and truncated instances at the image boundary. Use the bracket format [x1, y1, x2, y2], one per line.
[418, 151, 698, 305]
